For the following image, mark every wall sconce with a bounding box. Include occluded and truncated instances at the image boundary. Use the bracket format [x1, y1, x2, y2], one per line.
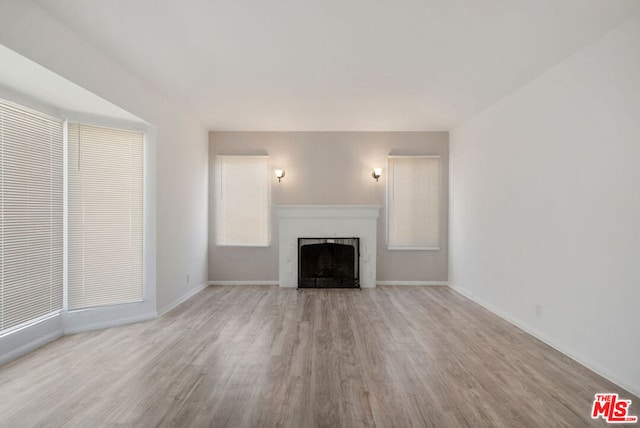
[275, 169, 286, 182]
[372, 167, 382, 182]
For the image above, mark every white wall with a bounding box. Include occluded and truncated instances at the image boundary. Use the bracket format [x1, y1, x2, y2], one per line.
[0, 1, 209, 315]
[450, 13, 640, 396]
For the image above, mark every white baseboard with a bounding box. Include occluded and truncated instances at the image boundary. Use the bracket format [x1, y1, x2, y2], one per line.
[158, 282, 209, 317]
[208, 281, 279, 286]
[208, 280, 448, 287]
[0, 330, 63, 366]
[376, 280, 448, 286]
[63, 312, 157, 335]
[450, 284, 640, 398]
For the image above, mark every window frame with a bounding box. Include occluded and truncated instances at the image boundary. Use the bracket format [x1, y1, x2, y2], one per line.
[215, 154, 271, 247]
[66, 122, 145, 310]
[0, 99, 64, 334]
[63, 114, 153, 314]
[386, 155, 442, 251]
[0, 87, 155, 331]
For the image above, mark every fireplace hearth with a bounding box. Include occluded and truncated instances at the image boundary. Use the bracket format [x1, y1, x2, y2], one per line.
[298, 238, 359, 288]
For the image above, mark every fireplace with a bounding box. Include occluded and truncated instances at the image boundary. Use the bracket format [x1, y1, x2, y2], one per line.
[298, 238, 359, 288]
[277, 205, 380, 288]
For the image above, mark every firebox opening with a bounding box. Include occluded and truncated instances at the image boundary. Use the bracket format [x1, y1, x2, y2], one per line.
[298, 238, 359, 288]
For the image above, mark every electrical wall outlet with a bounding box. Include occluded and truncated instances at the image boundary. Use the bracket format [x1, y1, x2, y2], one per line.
[535, 304, 542, 317]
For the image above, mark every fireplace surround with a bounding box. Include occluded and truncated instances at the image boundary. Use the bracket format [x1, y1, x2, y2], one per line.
[277, 205, 381, 288]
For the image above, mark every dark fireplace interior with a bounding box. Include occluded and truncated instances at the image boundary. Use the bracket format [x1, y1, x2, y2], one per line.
[298, 238, 359, 288]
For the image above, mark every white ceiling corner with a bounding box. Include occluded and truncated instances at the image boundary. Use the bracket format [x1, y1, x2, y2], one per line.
[32, 0, 640, 131]
[0, 44, 142, 123]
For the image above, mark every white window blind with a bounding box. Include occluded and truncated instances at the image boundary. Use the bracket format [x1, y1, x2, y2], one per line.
[68, 123, 143, 309]
[0, 100, 63, 332]
[388, 156, 441, 250]
[215, 156, 270, 246]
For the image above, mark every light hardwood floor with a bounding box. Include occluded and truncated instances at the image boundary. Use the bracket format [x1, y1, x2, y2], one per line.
[0, 286, 637, 427]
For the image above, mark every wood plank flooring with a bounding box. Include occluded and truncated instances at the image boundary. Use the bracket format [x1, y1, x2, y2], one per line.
[0, 286, 637, 427]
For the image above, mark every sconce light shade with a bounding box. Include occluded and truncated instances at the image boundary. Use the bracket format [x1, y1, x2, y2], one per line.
[275, 169, 285, 182]
[372, 167, 382, 182]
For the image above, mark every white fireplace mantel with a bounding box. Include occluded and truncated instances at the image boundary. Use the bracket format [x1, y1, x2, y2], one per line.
[277, 205, 381, 288]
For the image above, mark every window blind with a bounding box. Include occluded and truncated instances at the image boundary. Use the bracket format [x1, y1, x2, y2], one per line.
[215, 156, 270, 246]
[67, 123, 143, 309]
[388, 156, 441, 249]
[0, 100, 63, 332]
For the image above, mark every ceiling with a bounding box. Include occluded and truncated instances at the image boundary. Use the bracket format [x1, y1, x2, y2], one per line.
[34, 0, 640, 131]
[0, 44, 142, 122]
